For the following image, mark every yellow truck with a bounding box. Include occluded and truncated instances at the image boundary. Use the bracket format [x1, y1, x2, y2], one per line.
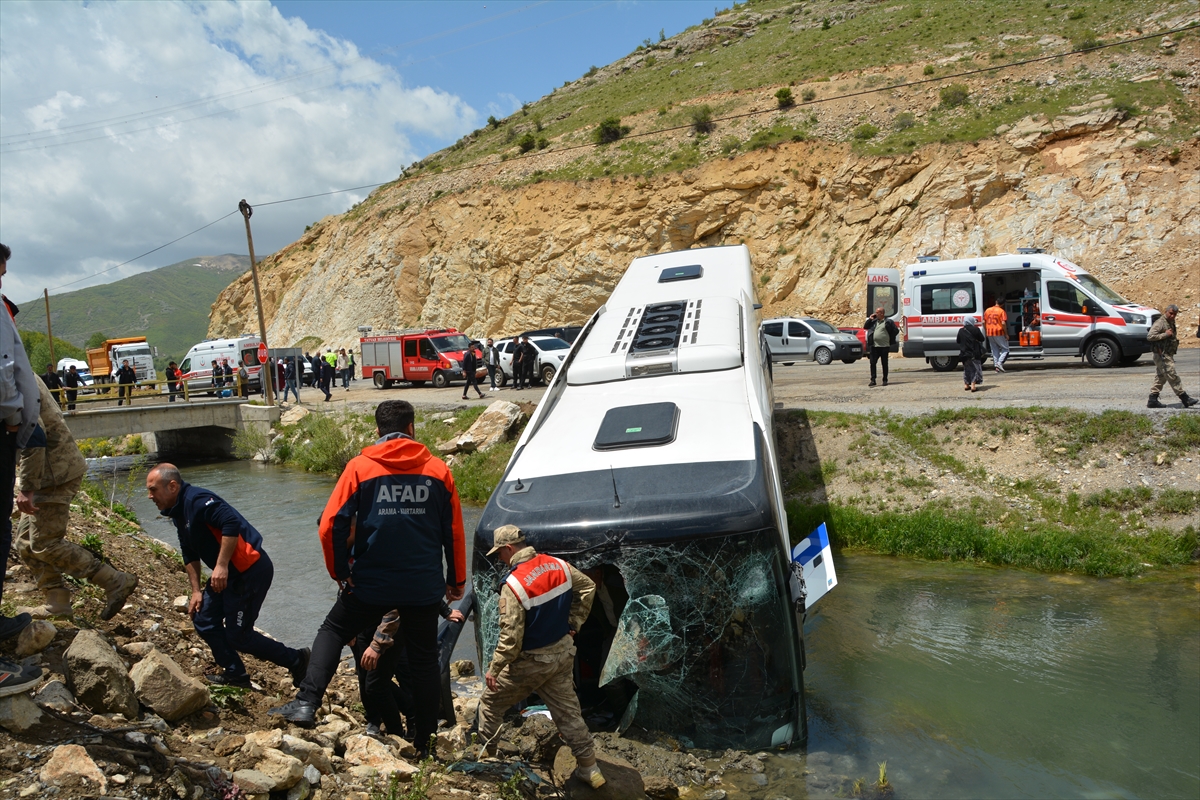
[86, 336, 157, 387]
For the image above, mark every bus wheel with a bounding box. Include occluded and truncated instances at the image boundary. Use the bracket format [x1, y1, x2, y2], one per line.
[929, 356, 958, 372]
[1085, 337, 1119, 368]
[814, 347, 833, 365]
[373, 372, 388, 389]
[432, 370, 449, 389]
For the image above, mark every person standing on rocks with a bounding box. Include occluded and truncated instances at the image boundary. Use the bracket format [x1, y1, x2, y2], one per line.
[461, 342, 485, 401]
[1147, 304, 1198, 409]
[983, 297, 1010, 373]
[479, 525, 605, 789]
[0, 242, 49, 696]
[146, 463, 310, 688]
[864, 307, 898, 387]
[16, 376, 139, 620]
[270, 399, 465, 756]
[958, 316, 986, 393]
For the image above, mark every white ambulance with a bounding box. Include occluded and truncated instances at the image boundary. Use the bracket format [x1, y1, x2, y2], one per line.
[869, 249, 1159, 371]
[178, 336, 263, 394]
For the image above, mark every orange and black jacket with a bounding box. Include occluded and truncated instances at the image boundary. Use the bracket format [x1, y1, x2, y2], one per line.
[164, 482, 265, 575]
[319, 432, 466, 607]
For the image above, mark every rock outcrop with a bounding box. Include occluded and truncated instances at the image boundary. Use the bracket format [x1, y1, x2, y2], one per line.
[210, 134, 1197, 351]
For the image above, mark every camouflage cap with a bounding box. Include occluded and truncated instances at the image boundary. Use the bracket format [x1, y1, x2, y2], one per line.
[487, 524, 526, 556]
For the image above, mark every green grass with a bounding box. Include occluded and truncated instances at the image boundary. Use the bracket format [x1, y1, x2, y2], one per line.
[787, 499, 1196, 578]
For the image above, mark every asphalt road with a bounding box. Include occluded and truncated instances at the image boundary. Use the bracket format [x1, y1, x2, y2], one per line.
[304, 349, 1200, 417]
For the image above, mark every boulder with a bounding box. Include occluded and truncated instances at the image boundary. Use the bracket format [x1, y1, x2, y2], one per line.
[552, 747, 647, 799]
[241, 728, 284, 757]
[0, 692, 46, 734]
[39, 744, 107, 795]
[281, 405, 310, 426]
[281, 733, 334, 774]
[34, 679, 77, 712]
[129, 649, 209, 722]
[15, 620, 56, 656]
[342, 734, 418, 780]
[462, 401, 524, 452]
[122, 641, 157, 657]
[287, 779, 311, 800]
[64, 629, 139, 718]
[254, 748, 305, 790]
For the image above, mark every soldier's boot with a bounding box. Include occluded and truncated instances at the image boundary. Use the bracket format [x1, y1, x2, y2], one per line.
[91, 564, 138, 621]
[1181, 393, 1199, 409]
[1147, 393, 1165, 409]
[17, 588, 73, 620]
[574, 757, 606, 789]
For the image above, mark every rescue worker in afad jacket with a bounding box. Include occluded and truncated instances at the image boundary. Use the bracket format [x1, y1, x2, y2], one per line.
[479, 525, 606, 789]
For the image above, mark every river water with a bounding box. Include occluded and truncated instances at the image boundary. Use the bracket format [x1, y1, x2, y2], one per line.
[99, 460, 1200, 799]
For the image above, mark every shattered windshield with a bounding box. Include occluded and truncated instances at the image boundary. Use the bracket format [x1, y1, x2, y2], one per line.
[475, 529, 801, 750]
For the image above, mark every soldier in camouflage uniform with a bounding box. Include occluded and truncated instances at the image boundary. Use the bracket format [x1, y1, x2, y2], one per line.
[1146, 304, 1197, 409]
[479, 525, 605, 789]
[15, 376, 138, 619]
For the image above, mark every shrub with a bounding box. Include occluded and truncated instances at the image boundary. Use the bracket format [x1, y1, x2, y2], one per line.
[517, 133, 536, 153]
[775, 87, 795, 109]
[893, 111, 916, 130]
[939, 84, 970, 108]
[593, 117, 631, 144]
[1114, 99, 1140, 117]
[801, 88, 816, 102]
[821, 17, 831, 30]
[1170, 69, 1189, 78]
[720, 136, 741, 154]
[536, 137, 549, 150]
[487, 115, 500, 128]
[584, 65, 599, 78]
[853, 123, 879, 140]
[1072, 31, 1101, 51]
[690, 105, 715, 134]
[80, 532, 104, 558]
[923, 64, 935, 76]
[1067, 9, 1086, 20]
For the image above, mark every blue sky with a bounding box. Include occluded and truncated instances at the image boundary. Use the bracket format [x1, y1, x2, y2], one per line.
[0, 1, 718, 301]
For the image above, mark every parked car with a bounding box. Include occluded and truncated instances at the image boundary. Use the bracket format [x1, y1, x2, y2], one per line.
[761, 317, 863, 365]
[518, 326, 583, 344]
[494, 336, 572, 386]
[838, 327, 867, 348]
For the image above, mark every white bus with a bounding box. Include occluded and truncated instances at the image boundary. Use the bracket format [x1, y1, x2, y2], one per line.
[472, 245, 831, 751]
[871, 248, 1160, 370]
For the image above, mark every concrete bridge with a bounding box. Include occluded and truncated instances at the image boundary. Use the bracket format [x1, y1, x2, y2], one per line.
[63, 399, 280, 459]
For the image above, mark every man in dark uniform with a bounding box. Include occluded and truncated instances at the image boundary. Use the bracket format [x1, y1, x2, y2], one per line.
[115, 359, 136, 406]
[63, 365, 81, 411]
[41, 364, 63, 407]
[146, 463, 309, 687]
[270, 400, 465, 754]
[461, 342, 485, 400]
[514, 336, 536, 390]
[164, 361, 181, 403]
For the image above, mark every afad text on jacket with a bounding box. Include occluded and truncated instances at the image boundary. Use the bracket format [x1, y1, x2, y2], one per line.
[319, 433, 466, 607]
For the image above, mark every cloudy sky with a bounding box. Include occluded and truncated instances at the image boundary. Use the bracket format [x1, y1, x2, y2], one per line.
[0, 0, 713, 304]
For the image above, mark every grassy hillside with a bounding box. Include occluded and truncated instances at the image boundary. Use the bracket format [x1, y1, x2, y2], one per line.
[407, 0, 1195, 180]
[18, 255, 249, 363]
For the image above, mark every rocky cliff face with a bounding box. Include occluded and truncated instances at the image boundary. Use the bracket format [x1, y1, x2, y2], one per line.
[209, 129, 1198, 350]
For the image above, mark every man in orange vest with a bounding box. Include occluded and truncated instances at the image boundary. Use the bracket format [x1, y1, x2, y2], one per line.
[983, 298, 1009, 373]
[480, 525, 605, 789]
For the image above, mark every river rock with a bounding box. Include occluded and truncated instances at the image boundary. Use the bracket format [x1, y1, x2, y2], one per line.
[172, 595, 189, 612]
[129, 649, 209, 721]
[35, 679, 77, 712]
[282, 733, 334, 774]
[342, 734, 418, 780]
[39, 744, 107, 794]
[287, 778, 311, 800]
[254, 748, 305, 790]
[15, 620, 56, 656]
[232, 769, 275, 794]
[65, 629, 139, 718]
[122, 641, 156, 657]
[242, 728, 284, 757]
[0, 692, 45, 733]
[463, 401, 524, 452]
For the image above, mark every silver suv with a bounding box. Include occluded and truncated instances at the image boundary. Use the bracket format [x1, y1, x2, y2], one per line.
[761, 317, 863, 365]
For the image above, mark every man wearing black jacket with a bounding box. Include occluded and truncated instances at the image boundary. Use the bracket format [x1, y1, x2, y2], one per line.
[146, 463, 309, 687]
[863, 307, 899, 387]
[41, 364, 63, 407]
[115, 359, 136, 406]
[461, 343, 485, 400]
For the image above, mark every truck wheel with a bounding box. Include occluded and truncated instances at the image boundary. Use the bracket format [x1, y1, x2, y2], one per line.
[432, 370, 449, 389]
[1085, 336, 1120, 369]
[814, 347, 833, 366]
[373, 372, 389, 389]
[929, 356, 958, 372]
[540, 364, 556, 384]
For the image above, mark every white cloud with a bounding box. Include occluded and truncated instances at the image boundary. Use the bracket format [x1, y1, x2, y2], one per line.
[0, 0, 478, 302]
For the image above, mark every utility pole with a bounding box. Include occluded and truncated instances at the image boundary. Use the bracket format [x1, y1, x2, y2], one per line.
[238, 199, 275, 406]
[43, 289, 56, 368]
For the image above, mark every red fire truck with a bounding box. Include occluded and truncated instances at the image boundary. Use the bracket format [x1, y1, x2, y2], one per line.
[359, 328, 486, 389]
